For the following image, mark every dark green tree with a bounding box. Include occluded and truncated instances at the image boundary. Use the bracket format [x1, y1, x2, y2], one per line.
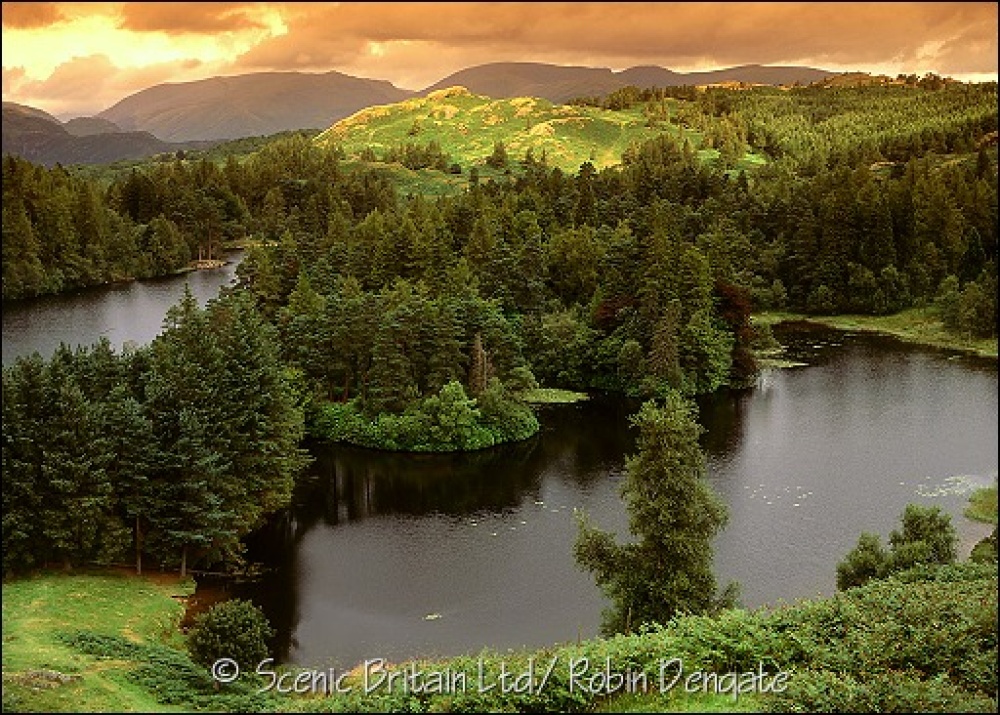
[836, 503, 958, 590]
[37, 353, 120, 568]
[486, 140, 509, 169]
[144, 286, 232, 576]
[208, 290, 309, 531]
[574, 394, 733, 634]
[836, 532, 889, 590]
[2, 354, 49, 573]
[888, 503, 958, 570]
[187, 598, 274, 672]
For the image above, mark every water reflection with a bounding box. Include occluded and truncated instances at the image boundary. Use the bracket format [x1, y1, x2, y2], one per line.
[1, 251, 243, 365]
[240, 326, 996, 670]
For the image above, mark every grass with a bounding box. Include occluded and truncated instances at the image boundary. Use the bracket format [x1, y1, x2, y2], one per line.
[965, 481, 999, 525]
[314, 87, 761, 194]
[519, 387, 590, 404]
[3, 563, 995, 713]
[1, 569, 195, 713]
[597, 687, 762, 713]
[755, 307, 998, 359]
[316, 89, 664, 173]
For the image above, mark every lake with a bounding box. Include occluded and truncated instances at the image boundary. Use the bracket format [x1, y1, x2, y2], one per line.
[3, 267, 996, 672]
[1, 252, 243, 366]
[239, 325, 997, 670]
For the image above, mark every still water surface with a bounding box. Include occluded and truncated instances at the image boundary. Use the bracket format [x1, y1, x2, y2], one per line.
[1, 253, 242, 365]
[2, 266, 996, 671]
[244, 326, 997, 670]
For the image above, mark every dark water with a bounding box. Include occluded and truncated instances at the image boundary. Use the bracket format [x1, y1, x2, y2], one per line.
[3, 276, 996, 672]
[1, 252, 242, 365]
[241, 325, 998, 671]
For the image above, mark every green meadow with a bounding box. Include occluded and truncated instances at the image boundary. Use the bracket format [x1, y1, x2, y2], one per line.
[315, 86, 764, 193]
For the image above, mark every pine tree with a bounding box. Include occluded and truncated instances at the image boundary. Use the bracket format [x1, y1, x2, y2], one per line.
[38, 360, 117, 568]
[575, 395, 734, 634]
[101, 384, 156, 574]
[1, 197, 46, 298]
[2, 355, 49, 573]
[467, 332, 489, 397]
[209, 291, 308, 530]
[648, 302, 683, 391]
[144, 286, 231, 575]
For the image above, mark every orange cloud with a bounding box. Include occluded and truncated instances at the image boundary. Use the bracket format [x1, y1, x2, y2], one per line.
[3, 2, 996, 117]
[2, 65, 28, 97]
[117, 2, 271, 34]
[231, 2, 997, 85]
[9, 54, 212, 117]
[1, 2, 64, 29]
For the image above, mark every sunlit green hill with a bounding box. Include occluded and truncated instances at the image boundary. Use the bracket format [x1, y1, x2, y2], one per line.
[314, 85, 711, 178]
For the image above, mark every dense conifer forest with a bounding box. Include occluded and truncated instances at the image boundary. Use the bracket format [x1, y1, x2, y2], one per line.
[3, 80, 997, 579]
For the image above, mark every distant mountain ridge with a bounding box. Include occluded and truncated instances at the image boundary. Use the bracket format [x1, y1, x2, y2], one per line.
[1, 101, 210, 167]
[421, 62, 836, 102]
[4, 61, 840, 163]
[94, 62, 836, 143]
[97, 70, 415, 142]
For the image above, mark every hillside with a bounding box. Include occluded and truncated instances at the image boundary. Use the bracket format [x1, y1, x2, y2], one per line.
[62, 116, 124, 136]
[421, 62, 627, 103]
[1, 102, 208, 167]
[97, 70, 415, 142]
[314, 85, 740, 180]
[679, 63, 835, 86]
[6, 62, 838, 153]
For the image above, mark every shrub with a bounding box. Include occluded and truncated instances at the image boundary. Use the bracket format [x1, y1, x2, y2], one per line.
[836, 532, 889, 590]
[970, 526, 998, 564]
[836, 504, 957, 590]
[763, 669, 997, 713]
[187, 599, 274, 672]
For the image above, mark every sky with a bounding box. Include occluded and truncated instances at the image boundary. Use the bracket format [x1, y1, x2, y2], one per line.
[3, 2, 997, 119]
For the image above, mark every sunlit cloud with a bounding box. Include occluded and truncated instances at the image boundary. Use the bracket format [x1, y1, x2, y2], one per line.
[1, 2, 65, 29]
[3, 2, 996, 119]
[6, 53, 213, 117]
[118, 2, 272, 33]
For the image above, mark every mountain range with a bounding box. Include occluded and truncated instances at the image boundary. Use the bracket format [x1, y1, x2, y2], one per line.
[3, 61, 838, 165]
[423, 61, 834, 102]
[1, 102, 214, 167]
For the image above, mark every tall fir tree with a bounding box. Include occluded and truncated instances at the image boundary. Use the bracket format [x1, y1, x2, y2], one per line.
[575, 394, 734, 634]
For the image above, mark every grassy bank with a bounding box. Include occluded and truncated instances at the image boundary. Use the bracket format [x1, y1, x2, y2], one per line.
[1, 570, 195, 713]
[4, 561, 995, 713]
[966, 481, 999, 525]
[520, 387, 591, 404]
[754, 307, 998, 359]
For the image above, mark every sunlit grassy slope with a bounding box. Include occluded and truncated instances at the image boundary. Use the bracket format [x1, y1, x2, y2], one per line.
[1, 570, 195, 713]
[314, 86, 762, 194]
[315, 86, 660, 171]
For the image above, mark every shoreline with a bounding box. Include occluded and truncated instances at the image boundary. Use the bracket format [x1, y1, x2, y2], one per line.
[1, 248, 242, 305]
[754, 309, 998, 360]
[958, 517, 996, 560]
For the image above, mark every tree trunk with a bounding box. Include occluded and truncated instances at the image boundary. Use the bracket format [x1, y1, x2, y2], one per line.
[135, 515, 143, 575]
[180, 545, 187, 579]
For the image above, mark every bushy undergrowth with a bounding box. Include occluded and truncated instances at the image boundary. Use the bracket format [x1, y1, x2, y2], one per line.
[295, 562, 997, 713]
[42, 562, 996, 713]
[309, 380, 539, 452]
[57, 631, 282, 712]
[761, 671, 997, 713]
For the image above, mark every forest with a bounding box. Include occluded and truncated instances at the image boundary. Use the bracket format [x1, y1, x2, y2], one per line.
[2, 81, 998, 579]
